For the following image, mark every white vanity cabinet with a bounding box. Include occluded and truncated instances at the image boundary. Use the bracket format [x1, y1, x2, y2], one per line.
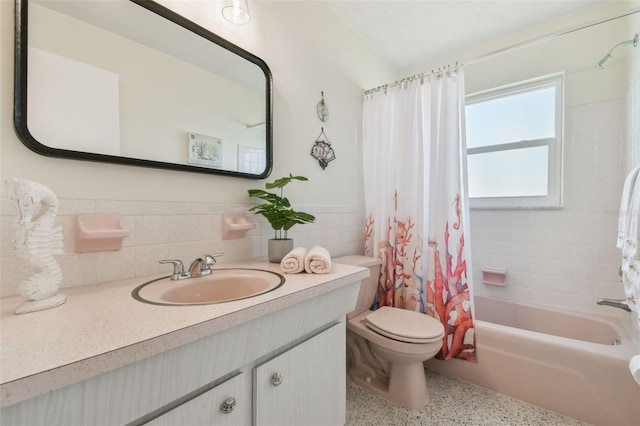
[1, 281, 361, 426]
[151, 322, 345, 426]
[148, 373, 250, 426]
[254, 322, 345, 425]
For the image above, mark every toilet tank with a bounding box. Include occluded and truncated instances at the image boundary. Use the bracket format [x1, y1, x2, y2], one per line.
[334, 255, 381, 319]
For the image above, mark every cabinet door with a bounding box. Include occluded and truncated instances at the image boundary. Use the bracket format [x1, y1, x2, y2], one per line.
[148, 373, 249, 426]
[254, 322, 346, 426]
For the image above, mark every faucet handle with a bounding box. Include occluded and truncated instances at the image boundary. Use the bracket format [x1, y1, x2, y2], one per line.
[202, 253, 223, 266]
[159, 259, 190, 280]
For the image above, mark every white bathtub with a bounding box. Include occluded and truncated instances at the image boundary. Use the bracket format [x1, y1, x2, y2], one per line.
[425, 296, 640, 426]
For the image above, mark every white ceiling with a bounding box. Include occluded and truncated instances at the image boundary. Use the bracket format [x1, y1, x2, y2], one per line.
[325, 0, 603, 71]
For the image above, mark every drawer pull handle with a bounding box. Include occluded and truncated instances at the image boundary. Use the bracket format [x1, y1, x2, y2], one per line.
[271, 373, 284, 386]
[220, 397, 236, 414]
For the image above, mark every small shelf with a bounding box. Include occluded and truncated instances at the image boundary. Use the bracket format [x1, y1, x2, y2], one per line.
[222, 212, 255, 240]
[481, 268, 507, 286]
[75, 214, 129, 253]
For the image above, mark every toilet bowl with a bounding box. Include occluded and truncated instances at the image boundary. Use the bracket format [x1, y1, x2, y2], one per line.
[335, 255, 445, 410]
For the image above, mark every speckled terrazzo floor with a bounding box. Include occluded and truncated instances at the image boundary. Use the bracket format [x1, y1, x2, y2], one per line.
[345, 368, 590, 426]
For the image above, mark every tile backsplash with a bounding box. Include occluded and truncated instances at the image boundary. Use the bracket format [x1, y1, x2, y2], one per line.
[0, 198, 364, 298]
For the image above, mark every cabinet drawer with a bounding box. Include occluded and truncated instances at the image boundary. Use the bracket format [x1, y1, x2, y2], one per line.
[148, 373, 249, 426]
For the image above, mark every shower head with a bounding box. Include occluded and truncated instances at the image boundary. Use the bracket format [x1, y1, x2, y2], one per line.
[595, 34, 638, 69]
[595, 54, 612, 70]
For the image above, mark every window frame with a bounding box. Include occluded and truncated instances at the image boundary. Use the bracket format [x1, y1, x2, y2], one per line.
[465, 73, 564, 209]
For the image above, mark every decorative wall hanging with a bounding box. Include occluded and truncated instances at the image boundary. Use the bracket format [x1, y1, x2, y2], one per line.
[7, 178, 66, 314]
[311, 127, 336, 170]
[316, 91, 329, 122]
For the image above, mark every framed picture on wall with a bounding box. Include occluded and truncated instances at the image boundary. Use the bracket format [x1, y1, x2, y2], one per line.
[188, 133, 223, 167]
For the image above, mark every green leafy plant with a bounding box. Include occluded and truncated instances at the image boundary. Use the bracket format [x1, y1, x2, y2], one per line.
[248, 174, 316, 240]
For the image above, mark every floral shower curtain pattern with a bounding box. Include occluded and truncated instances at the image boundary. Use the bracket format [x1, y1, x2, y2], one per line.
[363, 68, 476, 362]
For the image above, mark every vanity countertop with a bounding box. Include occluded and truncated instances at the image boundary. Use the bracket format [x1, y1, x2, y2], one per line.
[0, 259, 368, 407]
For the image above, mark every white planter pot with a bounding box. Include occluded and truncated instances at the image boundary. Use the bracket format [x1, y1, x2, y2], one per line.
[268, 238, 294, 263]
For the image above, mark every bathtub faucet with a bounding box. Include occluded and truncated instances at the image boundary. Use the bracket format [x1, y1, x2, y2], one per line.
[596, 298, 631, 312]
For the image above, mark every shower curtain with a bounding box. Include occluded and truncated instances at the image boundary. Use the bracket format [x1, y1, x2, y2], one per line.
[362, 67, 476, 362]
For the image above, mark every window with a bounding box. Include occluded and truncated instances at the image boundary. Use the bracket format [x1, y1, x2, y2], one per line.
[465, 74, 563, 209]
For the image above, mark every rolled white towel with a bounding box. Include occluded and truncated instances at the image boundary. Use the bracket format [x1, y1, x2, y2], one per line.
[280, 247, 308, 274]
[304, 246, 332, 274]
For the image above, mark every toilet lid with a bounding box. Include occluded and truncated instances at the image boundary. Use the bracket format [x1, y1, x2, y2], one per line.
[364, 306, 445, 344]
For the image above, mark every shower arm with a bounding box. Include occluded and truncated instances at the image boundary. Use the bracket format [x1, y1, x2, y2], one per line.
[596, 34, 638, 68]
[605, 34, 638, 57]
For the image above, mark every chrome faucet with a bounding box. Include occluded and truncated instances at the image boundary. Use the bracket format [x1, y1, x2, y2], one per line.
[160, 253, 223, 281]
[596, 298, 631, 312]
[189, 254, 219, 278]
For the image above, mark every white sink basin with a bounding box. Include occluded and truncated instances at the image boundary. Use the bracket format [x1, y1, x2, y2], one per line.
[132, 268, 285, 306]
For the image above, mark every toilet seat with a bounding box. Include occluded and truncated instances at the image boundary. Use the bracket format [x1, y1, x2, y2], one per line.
[364, 306, 444, 344]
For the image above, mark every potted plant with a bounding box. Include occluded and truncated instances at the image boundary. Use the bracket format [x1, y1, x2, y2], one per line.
[248, 174, 316, 263]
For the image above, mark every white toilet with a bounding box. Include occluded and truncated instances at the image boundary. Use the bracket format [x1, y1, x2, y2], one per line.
[335, 255, 445, 410]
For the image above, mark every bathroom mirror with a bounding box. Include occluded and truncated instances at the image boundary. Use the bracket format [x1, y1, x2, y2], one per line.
[14, 0, 273, 178]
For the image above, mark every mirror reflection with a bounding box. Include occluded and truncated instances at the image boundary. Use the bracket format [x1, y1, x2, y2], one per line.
[15, 0, 272, 178]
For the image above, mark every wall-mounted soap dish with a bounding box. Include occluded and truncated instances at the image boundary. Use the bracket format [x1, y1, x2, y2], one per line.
[481, 268, 507, 286]
[222, 212, 255, 240]
[75, 214, 129, 253]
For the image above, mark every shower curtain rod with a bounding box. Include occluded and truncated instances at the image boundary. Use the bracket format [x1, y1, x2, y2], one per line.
[364, 62, 460, 95]
[363, 7, 640, 96]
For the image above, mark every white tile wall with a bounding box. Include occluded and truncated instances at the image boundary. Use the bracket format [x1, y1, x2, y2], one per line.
[624, 74, 640, 348]
[629, 75, 640, 172]
[470, 98, 626, 316]
[0, 198, 365, 298]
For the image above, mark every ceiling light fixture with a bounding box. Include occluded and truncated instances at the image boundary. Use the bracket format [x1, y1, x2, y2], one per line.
[595, 34, 637, 69]
[222, 0, 250, 25]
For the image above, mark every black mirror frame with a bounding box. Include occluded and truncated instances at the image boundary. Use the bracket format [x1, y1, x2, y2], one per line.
[13, 0, 273, 179]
